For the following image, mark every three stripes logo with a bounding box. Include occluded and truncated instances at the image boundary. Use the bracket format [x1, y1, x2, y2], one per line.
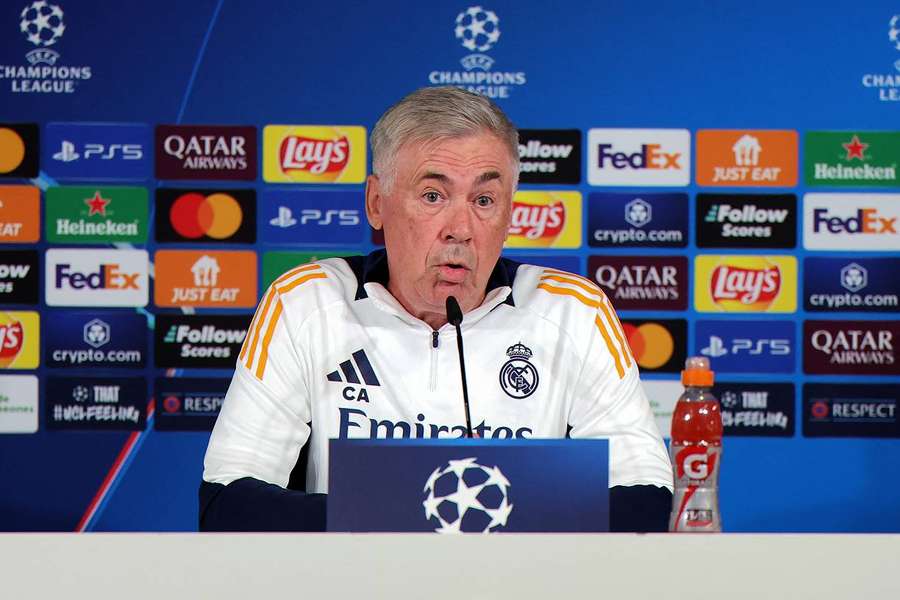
[327, 349, 381, 386]
[535, 268, 633, 379]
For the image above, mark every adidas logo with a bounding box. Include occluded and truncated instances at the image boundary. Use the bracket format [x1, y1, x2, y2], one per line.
[326, 349, 381, 386]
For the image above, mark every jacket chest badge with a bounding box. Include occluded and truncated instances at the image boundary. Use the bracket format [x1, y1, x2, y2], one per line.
[499, 342, 539, 399]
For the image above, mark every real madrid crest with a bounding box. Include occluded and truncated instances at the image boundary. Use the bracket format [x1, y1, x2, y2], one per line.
[499, 342, 539, 399]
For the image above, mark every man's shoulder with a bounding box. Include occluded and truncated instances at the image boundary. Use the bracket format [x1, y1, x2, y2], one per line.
[509, 261, 615, 332]
[264, 257, 361, 317]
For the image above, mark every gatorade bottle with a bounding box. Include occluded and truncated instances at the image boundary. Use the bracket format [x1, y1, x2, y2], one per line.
[668, 356, 722, 532]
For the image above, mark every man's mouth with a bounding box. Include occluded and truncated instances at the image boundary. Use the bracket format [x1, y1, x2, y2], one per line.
[437, 263, 470, 283]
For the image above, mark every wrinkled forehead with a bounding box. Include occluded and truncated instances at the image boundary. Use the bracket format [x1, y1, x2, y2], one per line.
[396, 133, 518, 184]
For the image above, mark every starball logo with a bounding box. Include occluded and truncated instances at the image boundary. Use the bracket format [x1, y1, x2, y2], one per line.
[426, 6, 527, 99]
[263, 126, 366, 183]
[859, 15, 900, 102]
[505, 191, 581, 248]
[588, 129, 690, 186]
[1, 2, 93, 94]
[694, 255, 797, 313]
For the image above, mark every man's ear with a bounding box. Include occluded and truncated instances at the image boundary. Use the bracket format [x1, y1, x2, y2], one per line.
[365, 174, 383, 230]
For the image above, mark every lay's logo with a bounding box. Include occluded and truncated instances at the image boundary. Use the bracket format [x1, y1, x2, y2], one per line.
[505, 191, 581, 248]
[0, 311, 39, 369]
[264, 126, 366, 183]
[695, 255, 797, 313]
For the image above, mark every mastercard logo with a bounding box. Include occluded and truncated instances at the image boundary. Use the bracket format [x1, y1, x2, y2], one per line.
[169, 192, 243, 240]
[622, 321, 674, 369]
[0, 127, 26, 174]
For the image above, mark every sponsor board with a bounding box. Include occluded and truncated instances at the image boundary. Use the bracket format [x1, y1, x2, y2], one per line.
[155, 125, 257, 180]
[0, 311, 38, 369]
[694, 255, 797, 313]
[262, 251, 351, 290]
[696, 194, 796, 248]
[154, 314, 251, 369]
[44, 311, 146, 368]
[155, 188, 255, 244]
[695, 130, 797, 187]
[714, 382, 794, 437]
[804, 384, 899, 438]
[803, 193, 900, 251]
[804, 258, 900, 312]
[517, 129, 581, 184]
[588, 192, 687, 248]
[45, 186, 148, 243]
[695, 320, 795, 373]
[503, 254, 580, 274]
[0, 185, 40, 242]
[0, 250, 38, 304]
[45, 376, 145, 431]
[4, 2, 94, 94]
[45, 248, 148, 307]
[803, 320, 899, 375]
[588, 255, 687, 311]
[805, 132, 900, 187]
[504, 191, 581, 248]
[621, 319, 687, 374]
[426, 6, 527, 99]
[0, 374, 38, 433]
[641, 379, 681, 438]
[587, 129, 690, 187]
[154, 377, 228, 431]
[260, 189, 365, 245]
[263, 125, 366, 183]
[0, 124, 38, 178]
[154, 250, 257, 308]
[43, 122, 151, 180]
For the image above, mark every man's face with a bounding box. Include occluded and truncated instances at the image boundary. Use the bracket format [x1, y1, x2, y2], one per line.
[366, 132, 515, 325]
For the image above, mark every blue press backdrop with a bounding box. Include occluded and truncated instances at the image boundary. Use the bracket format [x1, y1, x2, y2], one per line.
[0, 0, 898, 532]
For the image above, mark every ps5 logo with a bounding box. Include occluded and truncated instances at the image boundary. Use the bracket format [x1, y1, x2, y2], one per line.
[269, 207, 360, 228]
[701, 335, 791, 357]
[52, 140, 143, 162]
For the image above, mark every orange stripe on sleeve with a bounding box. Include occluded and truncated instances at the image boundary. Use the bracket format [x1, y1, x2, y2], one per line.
[536, 282, 601, 309]
[255, 299, 284, 380]
[275, 272, 327, 295]
[595, 315, 625, 379]
[539, 273, 604, 299]
[243, 287, 276, 369]
[597, 299, 632, 369]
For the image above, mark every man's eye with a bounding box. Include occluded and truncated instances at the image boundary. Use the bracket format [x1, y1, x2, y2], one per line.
[475, 195, 494, 207]
[423, 191, 441, 203]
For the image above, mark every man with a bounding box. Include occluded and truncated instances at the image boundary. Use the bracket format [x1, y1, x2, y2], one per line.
[200, 86, 673, 531]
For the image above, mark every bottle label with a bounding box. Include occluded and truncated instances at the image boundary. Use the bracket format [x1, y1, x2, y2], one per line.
[669, 443, 722, 532]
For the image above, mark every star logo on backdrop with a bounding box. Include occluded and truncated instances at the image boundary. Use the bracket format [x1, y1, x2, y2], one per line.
[84, 191, 110, 216]
[842, 135, 868, 161]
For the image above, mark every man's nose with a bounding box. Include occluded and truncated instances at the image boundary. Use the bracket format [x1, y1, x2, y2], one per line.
[441, 198, 474, 243]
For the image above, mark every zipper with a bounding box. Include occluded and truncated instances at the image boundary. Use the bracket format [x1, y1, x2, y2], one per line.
[429, 330, 439, 392]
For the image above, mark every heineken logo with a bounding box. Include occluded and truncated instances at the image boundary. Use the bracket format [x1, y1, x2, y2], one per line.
[45, 186, 148, 243]
[806, 132, 900, 187]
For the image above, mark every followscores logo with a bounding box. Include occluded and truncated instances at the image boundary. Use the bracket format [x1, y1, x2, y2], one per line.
[696, 194, 796, 248]
[517, 130, 581, 184]
[695, 320, 794, 373]
[261, 190, 365, 245]
[804, 193, 900, 251]
[45, 249, 148, 307]
[588, 193, 687, 248]
[588, 129, 690, 186]
[155, 314, 251, 369]
[43, 123, 150, 180]
[0, 250, 39, 304]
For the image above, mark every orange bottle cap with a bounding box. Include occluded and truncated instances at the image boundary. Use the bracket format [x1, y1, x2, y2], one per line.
[681, 356, 714, 387]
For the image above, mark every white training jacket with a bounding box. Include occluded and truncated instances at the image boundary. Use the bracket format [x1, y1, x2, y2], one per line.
[203, 251, 673, 493]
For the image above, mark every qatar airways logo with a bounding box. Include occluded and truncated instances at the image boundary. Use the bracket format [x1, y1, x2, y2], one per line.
[804, 321, 899, 375]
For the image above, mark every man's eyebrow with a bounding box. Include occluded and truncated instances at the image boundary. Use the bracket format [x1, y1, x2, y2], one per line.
[416, 171, 450, 184]
[475, 171, 502, 185]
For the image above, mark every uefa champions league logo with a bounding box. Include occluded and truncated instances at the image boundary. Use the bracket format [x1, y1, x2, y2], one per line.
[454, 6, 500, 52]
[19, 1, 65, 65]
[890, 15, 900, 71]
[422, 457, 513, 533]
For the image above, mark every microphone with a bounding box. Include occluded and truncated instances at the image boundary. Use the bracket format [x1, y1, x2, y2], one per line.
[446, 296, 474, 438]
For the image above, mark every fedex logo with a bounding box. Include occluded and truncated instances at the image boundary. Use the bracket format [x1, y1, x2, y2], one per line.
[55, 264, 140, 290]
[812, 208, 896, 234]
[804, 193, 900, 251]
[596, 144, 681, 170]
[46, 249, 148, 307]
[588, 129, 690, 186]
